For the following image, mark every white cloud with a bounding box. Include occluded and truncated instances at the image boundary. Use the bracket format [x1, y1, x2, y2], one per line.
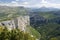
[6, 1, 30, 7]
[15, 0, 19, 1]
[40, 0, 60, 8]
[19, 2, 31, 7]
[0, 1, 19, 6]
[31, 0, 60, 8]
[23, 2, 29, 5]
[0, 0, 60, 8]
[11, 1, 17, 4]
[20, 0, 60, 8]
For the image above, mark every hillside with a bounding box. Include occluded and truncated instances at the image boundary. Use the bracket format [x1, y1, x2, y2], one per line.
[0, 6, 41, 40]
[0, 6, 28, 21]
[0, 6, 60, 40]
[29, 8, 60, 40]
[0, 26, 39, 40]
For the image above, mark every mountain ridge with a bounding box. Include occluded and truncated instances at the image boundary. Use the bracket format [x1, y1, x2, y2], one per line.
[27, 7, 60, 12]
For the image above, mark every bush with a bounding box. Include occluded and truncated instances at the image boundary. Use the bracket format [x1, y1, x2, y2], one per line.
[0, 26, 36, 40]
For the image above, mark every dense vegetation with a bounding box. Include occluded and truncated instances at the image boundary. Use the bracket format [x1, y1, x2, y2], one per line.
[0, 26, 37, 40]
[35, 23, 60, 40]
[26, 25, 41, 39]
[0, 6, 41, 40]
[0, 6, 60, 40]
[0, 6, 28, 22]
[30, 11, 60, 40]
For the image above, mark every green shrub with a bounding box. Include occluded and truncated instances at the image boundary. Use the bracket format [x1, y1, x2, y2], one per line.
[0, 26, 36, 40]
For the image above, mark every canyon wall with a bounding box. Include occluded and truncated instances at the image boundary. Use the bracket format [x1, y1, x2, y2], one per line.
[0, 16, 30, 31]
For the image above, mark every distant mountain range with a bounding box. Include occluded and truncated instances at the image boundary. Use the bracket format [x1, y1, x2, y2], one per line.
[0, 6, 28, 21]
[27, 7, 60, 12]
[0, 6, 60, 21]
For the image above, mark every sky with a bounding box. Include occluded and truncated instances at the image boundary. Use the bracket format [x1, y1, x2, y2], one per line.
[0, 0, 60, 8]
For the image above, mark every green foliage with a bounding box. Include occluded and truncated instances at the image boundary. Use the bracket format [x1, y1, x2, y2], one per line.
[0, 6, 28, 22]
[26, 25, 41, 39]
[24, 33, 36, 40]
[35, 23, 60, 40]
[50, 37, 58, 40]
[0, 26, 36, 40]
[39, 12, 57, 19]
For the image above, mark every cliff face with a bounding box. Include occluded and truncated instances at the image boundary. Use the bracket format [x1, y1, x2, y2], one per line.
[17, 16, 30, 32]
[0, 16, 30, 31]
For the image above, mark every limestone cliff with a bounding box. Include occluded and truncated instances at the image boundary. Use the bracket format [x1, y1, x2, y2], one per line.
[0, 16, 30, 31]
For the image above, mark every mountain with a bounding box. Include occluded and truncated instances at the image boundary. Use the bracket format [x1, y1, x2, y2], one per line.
[0, 6, 41, 40]
[28, 7, 60, 40]
[0, 6, 28, 21]
[28, 7, 60, 12]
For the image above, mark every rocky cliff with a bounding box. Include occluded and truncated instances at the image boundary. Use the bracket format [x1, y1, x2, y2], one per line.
[0, 16, 30, 31]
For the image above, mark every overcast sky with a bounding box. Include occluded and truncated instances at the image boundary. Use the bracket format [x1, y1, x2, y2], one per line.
[0, 0, 60, 8]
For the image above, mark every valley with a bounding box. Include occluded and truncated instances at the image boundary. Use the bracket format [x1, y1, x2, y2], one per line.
[0, 6, 60, 40]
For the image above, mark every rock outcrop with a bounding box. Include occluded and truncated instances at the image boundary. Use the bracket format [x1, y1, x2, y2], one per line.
[0, 16, 30, 31]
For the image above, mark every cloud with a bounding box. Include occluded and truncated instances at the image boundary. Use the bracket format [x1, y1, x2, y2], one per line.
[11, 1, 17, 4]
[0, 0, 60, 8]
[46, 0, 60, 4]
[23, 2, 29, 5]
[21, 2, 30, 6]
[0, 0, 19, 6]
[15, 0, 19, 1]
[40, 0, 60, 8]
[30, 0, 60, 8]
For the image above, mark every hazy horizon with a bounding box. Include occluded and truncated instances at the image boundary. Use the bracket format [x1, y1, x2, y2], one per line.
[0, 0, 60, 8]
